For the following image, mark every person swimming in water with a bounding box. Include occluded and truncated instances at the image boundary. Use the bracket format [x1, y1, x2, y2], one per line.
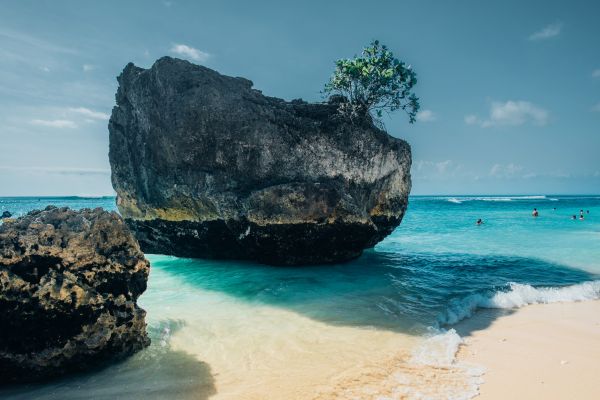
[572, 215, 577, 220]
[476, 218, 483, 225]
[532, 208, 539, 217]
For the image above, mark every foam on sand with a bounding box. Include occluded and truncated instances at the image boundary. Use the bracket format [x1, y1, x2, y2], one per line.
[314, 328, 485, 400]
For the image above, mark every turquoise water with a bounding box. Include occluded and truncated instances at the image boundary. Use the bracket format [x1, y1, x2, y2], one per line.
[1, 195, 599, 399]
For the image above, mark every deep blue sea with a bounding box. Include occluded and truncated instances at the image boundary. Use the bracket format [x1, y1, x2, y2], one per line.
[1, 195, 599, 399]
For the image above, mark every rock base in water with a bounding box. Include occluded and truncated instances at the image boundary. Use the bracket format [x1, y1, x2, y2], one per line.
[126, 215, 402, 265]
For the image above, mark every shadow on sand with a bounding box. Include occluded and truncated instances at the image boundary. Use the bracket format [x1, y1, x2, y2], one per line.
[0, 319, 217, 400]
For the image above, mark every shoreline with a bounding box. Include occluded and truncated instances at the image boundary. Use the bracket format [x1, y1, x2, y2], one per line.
[455, 300, 600, 399]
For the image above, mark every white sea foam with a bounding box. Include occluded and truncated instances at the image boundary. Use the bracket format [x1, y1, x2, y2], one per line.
[441, 195, 550, 202]
[401, 328, 485, 400]
[440, 280, 600, 325]
[478, 195, 546, 201]
[411, 328, 464, 367]
[478, 197, 513, 202]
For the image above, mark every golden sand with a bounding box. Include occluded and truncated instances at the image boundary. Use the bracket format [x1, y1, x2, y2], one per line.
[456, 300, 600, 400]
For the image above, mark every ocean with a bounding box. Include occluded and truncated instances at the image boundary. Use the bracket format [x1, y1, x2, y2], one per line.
[1, 195, 599, 399]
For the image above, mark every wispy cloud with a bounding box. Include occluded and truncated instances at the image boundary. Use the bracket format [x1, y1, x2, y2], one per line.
[529, 23, 562, 41]
[592, 103, 600, 112]
[170, 44, 210, 62]
[415, 109, 436, 122]
[464, 115, 478, 125]
[592, 69, 600, 79]
[465, 100, 548, 128]
[413, 160, 468, 180]
[415, 160, 453, 174]
[30, 119, 77, 128]
[489, 163, 523, 178]
[68, 107, 109, 120]
[0, 28, 76, 54]
[0, 166, 110, 176]
[82, 64, 95, 72]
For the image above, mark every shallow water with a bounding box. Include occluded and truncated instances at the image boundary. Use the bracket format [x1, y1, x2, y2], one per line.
[1, 195, 599, 399]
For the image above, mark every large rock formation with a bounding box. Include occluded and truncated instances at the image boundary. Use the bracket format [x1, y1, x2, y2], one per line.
[0, 206, 150, 383]
[109, 57, 411, 265]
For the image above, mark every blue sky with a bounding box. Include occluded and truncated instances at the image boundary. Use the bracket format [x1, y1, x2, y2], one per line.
[1, 0, 599, 196]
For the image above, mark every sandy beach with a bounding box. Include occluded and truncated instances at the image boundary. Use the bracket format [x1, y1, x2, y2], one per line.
[456, 300, 600, 400]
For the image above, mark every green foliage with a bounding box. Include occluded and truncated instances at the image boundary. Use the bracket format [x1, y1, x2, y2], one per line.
[324, 40, 420, 124]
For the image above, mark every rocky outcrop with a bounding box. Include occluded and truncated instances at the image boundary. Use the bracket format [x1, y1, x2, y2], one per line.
[0, 206, 150, 383]
[109, 57, 411, 265]
[1, 211, 11, 219]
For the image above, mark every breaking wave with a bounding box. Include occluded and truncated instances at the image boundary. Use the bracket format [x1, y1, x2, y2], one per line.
[439, 280, 600, 325]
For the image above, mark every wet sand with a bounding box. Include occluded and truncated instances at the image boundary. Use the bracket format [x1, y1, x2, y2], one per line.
[168, 302, 420, 400]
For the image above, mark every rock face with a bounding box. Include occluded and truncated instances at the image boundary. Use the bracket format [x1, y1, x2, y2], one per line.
[109, 57, 411, 265]
[0, 206, 150, 383]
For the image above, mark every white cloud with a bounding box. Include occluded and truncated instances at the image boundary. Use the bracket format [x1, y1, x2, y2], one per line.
[68, 107, 110, 120]
[592, 69, 600, 78]
[40, 66, 50, 72]
[489, 163, 523, 178]
[529, 23, 562, 41]
[465, 100, 548, 128]
[488, 101, 548, 126]
[30, 119, 77, 128]
[592, 103, 600, 112]
[170, 44, 210, 62]
[416, 109, 436, 122]
[83, 64, 95, 72]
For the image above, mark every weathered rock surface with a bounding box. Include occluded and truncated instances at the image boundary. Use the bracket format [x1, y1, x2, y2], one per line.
[0, 206, 150, 383]
[1, 211, 11, 219]
[109, 57, 411, 265]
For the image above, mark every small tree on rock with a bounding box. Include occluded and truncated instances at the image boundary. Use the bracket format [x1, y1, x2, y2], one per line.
[324, 40, 420, 125]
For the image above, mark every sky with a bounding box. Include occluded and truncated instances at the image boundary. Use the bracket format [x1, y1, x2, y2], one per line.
[0, 0, 599, 196]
